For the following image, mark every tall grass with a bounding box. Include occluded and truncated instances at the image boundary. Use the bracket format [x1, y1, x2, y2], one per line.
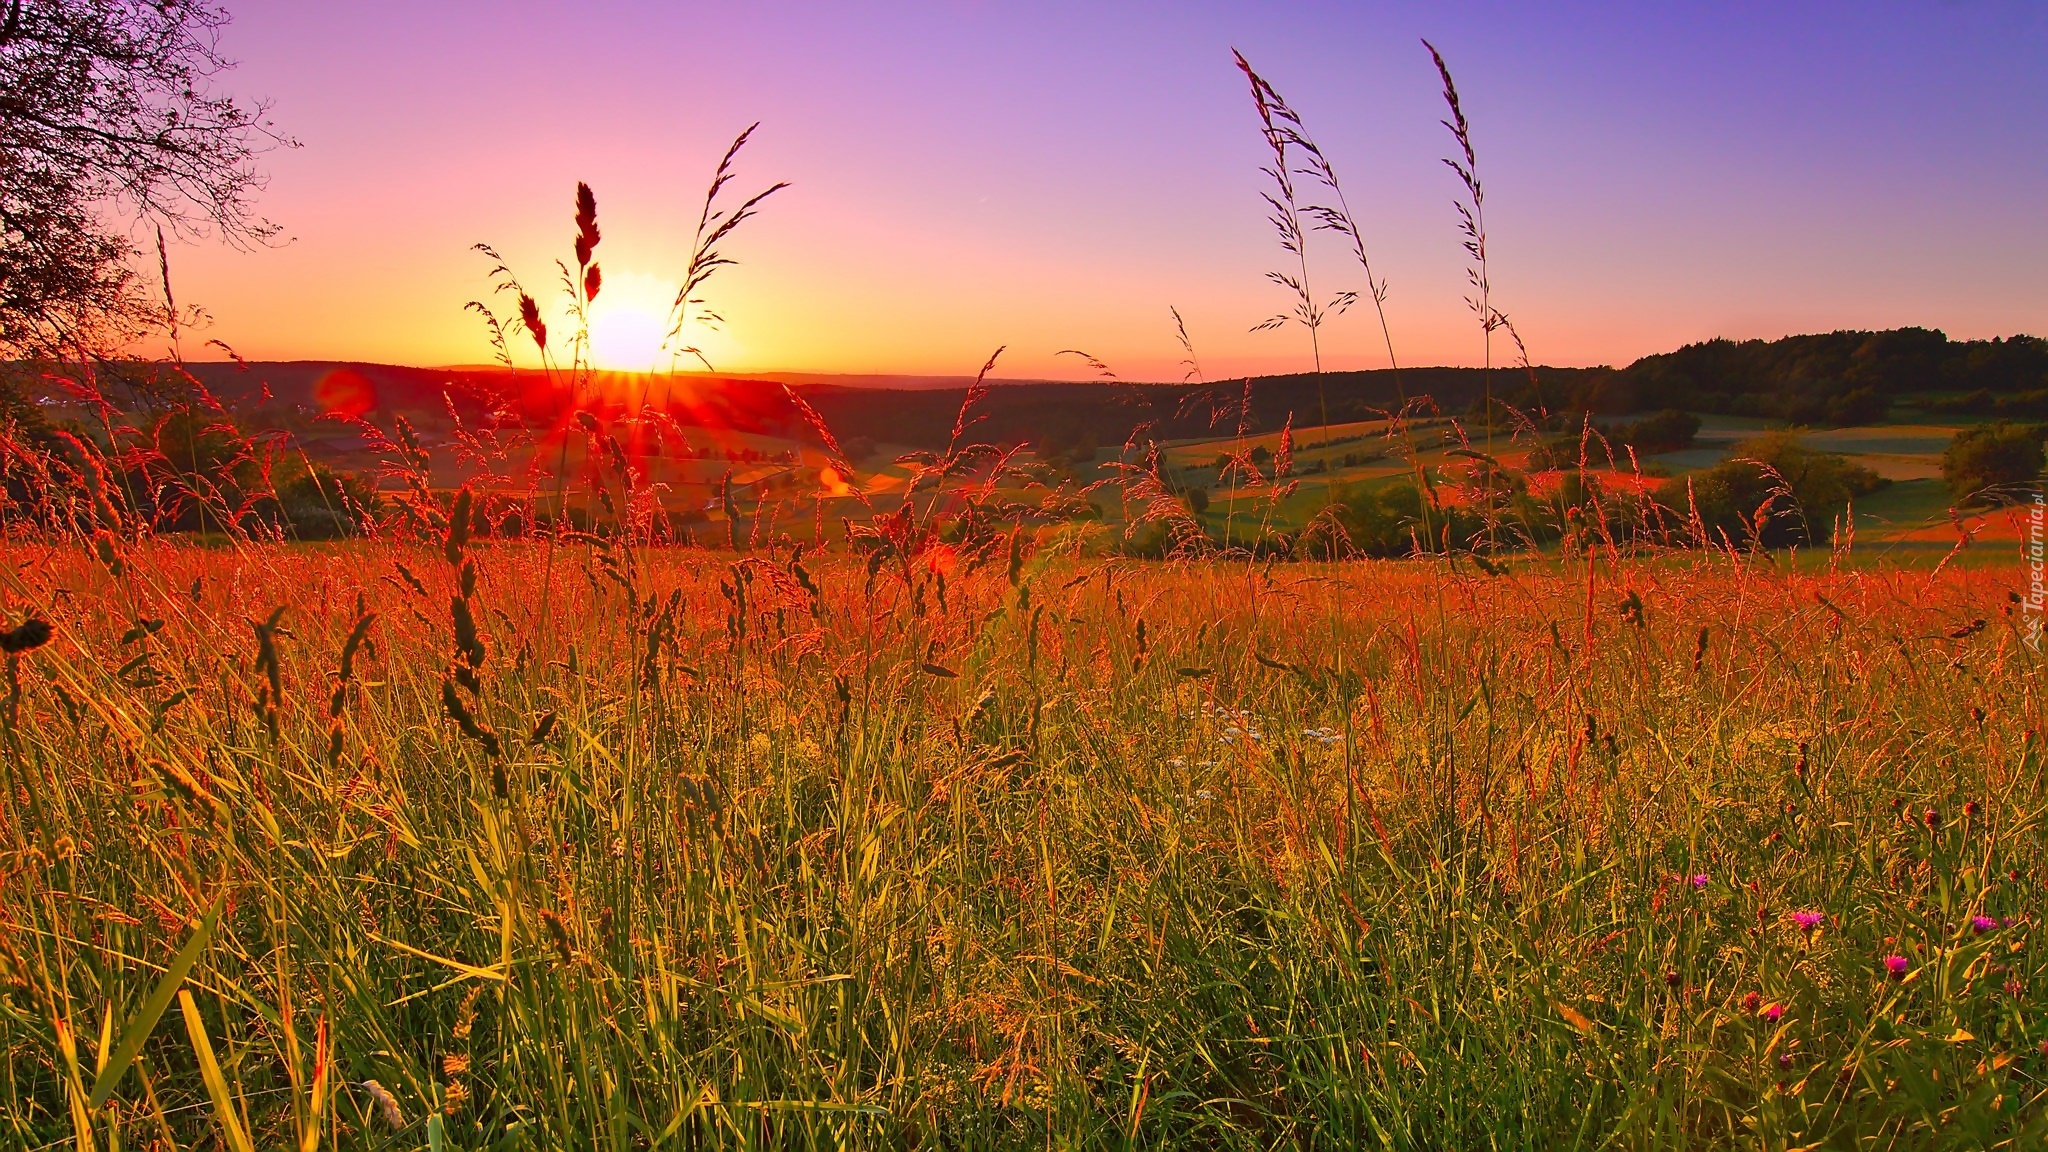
[1232, 49, 1354, 466]
[1, 536, 2042, 1148]
[1230, 49, 1445, 556]
[0, 42, 2041, 1152]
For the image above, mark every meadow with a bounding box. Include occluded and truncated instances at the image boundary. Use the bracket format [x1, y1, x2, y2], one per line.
[3, 32, 2044, 1152]
[1, 527, 2042, 1149]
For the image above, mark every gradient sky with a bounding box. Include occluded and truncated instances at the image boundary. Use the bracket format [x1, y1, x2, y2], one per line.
[164, 1, 2047, 381]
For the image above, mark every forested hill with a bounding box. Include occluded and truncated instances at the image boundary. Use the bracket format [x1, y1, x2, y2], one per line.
[1579, 328, 2048, 424]
[55, 327, 2048, 454]
[783, 329, 2046, 446]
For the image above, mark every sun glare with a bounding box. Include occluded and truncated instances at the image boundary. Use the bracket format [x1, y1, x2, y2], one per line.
[584, 270, 678, 372]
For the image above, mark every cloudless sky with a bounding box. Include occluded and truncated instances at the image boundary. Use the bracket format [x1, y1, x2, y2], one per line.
[166, 1, 2048, 380]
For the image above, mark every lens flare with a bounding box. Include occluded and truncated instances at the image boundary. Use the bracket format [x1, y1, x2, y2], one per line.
[313, 368, 376, 417]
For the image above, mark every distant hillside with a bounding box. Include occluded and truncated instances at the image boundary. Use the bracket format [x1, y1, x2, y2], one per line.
[45, 328, 2048, 459]
[1549, 329, 2048, 424]
[165, 359, 1609, 452]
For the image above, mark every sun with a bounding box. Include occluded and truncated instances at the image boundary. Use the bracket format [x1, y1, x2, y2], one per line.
[577, 268, 748, 373]
[584, 270, 678, 372]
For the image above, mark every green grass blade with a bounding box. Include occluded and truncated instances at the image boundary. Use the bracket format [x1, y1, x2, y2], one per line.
[179, 987, 255, 1152]
[87, 891, 224, 1111]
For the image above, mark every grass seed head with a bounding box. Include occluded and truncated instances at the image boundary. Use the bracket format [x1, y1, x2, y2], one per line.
[0, 619, 52, 654]
[518, 293, 547, 351]
[539, 908, 574, 965]
[360, 1079, 401, 1128]
[574, 181, 600, 266]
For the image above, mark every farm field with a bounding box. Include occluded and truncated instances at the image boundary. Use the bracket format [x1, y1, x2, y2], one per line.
[1146, 412, 2017, 554]
[71, 355, 2030, 558]
[2, 538, 2043, 1148]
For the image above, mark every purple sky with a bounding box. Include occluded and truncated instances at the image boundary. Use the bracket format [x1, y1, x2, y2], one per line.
[169, 0, 2048, 380]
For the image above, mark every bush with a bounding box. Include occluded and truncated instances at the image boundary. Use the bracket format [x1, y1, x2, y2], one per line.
[1942, 421, 2045, 506]
[1525, 435, 1584, 472]
[1600, 409, 1702, 455]
[268, 467, 380, 539]
[1311, 481, 1490, 558]
[1824, 386, 1888, 426]
[1660, 431, 1885, 549]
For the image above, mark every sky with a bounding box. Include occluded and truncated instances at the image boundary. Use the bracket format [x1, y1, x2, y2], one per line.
[162, 0, 2048, 381]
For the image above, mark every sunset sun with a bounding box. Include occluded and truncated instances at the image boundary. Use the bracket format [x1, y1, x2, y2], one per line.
[584, 270, 679, 372]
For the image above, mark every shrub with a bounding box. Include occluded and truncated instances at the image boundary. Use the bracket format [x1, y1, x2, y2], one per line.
[1599, 409, 1702, 455]
[1661, 431, 1885, 548]
[1314, 481, 1490, 558]
[1942, 421, 2045, 506]
[267, 466, 380, 539]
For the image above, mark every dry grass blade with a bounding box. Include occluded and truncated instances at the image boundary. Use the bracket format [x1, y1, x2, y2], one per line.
[664, 123, 790, 368]
[1055, 349, 1118, 381]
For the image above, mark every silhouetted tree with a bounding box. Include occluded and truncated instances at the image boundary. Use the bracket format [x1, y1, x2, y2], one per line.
[0, 0, 287, 355]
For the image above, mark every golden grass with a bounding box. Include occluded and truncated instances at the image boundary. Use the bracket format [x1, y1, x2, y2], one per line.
[1, 537, 2041, 1148]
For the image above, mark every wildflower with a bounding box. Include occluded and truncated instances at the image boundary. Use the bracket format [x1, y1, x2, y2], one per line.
[1963, 800, 1981, 818]
[1665, 970, 1681, 987]
[1761, 1002, 1785, 1023]
[1791, 911, 1826, 936]
[1691, 874, 1710, 891]
[2004, 978, 2024, 998]
[1970, 915, 2001, 935]
[1741, 991, 1761, 1013]
[1924, 808, 1941, 830]
[1883, 955, 1909, 980]
[1777, 1053, 1794, 1069]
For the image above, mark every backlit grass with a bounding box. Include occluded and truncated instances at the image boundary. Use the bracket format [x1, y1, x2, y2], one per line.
[2, 539, 2042, 1149]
